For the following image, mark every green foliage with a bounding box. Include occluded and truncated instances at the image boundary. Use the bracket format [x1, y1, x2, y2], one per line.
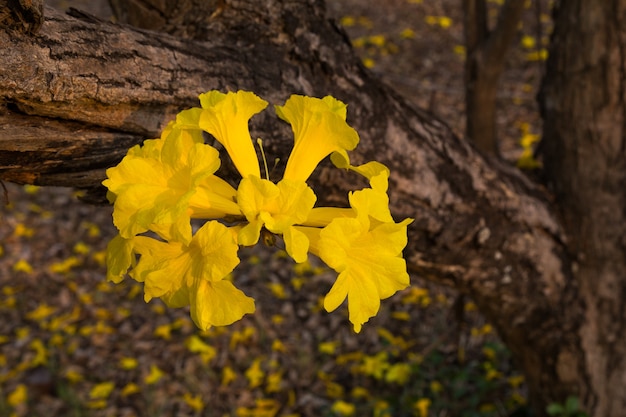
[546, 396, 588, 417]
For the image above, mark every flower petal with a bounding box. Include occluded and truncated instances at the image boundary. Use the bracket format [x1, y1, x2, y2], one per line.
[190, 279, 255, 330]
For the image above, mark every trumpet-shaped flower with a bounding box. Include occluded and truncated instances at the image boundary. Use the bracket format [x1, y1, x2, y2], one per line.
[276, 95, 360, 182]
[237, 176, 316, 262]
[130, 221, 253, 329]
[318, 215, 412, 333]
[198, 90, 268, 178]
[302, 170, 411, 332]
[104, 123, 226, 244]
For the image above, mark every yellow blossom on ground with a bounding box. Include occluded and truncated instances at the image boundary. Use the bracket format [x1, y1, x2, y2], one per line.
[271, 339, 287, 352]
[90, 381, 115, 399]
[245, 358, 265, 388]
[185, 334, 217, 363]
[49, 256, 82, 274]
[360, 352, 389, 379]
[13, 259, 33, 274]
[400, 28, 415, 39]
[350, 386, 369, 398]
[64, 369, 83, 383]
[7, 384, 27, 407]
[414, 398, 431, 417]
[318, 341, 339, 355]
[153, 323, 174, 340]
[121, 383, 140, 397]
[23, 184, 40, 194]
[391, 311, 411, 321]
[453, 45, 466, 58]
[339, 16, 356, 27]
[13, 223, 35, 238]
[221, 366, 237, 386]
[29, 339, 47, 366]
[331, 400, 356, 416]
[265, 371, 282, 393]
[144, 364, 165, 384]
[183, 393, 204, 412]
[425, 15, 452, 28]
[385, 363, 412, 384]
[119, 357, 138, 370]
[25, 303, 57, 321]
[430, 380, 444, 393]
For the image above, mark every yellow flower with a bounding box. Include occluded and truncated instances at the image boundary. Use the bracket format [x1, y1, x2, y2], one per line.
[144, 364, 165, 385]
[121, 383, 140, 397]
[331, 400, 355, 416]
[13, 259, 33, 274]
[104, 89, 412, 333]
[415, 398, 431, 417]
[303, 173, 410, 332]
[7, 384, 27, 407]
[104, 119, 228, 243]
[198, 90, 268, 178]
[237, 176, 316, 262]
[245, 358, 265, 388]
[185, 335, 217, 363]
[90, 381, 115, 400]
[317, 215, 410, 332]
[276, 95, 359, 182]
[119, 357, 138, 370]
[221, 366, 237, 386]
[183, 393, 205, 412]
[385, 363, 412, 384]
[131, 222, 254, 330]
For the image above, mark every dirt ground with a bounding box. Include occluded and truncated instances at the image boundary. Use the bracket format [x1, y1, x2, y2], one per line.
[0, 1, 550, 416]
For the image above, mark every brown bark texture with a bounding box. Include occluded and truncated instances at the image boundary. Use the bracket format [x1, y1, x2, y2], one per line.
[0, 0, 622, 415]
[540, 0, 626, 414]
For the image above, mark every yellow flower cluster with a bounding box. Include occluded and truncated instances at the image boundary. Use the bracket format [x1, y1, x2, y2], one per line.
[103, 90, 412, 332]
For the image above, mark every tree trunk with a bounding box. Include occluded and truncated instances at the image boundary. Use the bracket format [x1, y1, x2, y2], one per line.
[463, 0, 525, 155]
[0, 1, 624, 415]
[540, 0, 626, 414]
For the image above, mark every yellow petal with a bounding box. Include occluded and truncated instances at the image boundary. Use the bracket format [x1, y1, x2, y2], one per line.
[330, 153, 389, 181]
[106, 235, 135, 283]
[198, 90, 267, 178]
[190, 279, 255, 329]
[276, 95, 360, 182]
[348, 170, 394, 223]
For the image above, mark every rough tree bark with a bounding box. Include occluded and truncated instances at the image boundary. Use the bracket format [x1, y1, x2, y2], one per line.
[540, 0, 626, 414]
[0, 0, 623, 415]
